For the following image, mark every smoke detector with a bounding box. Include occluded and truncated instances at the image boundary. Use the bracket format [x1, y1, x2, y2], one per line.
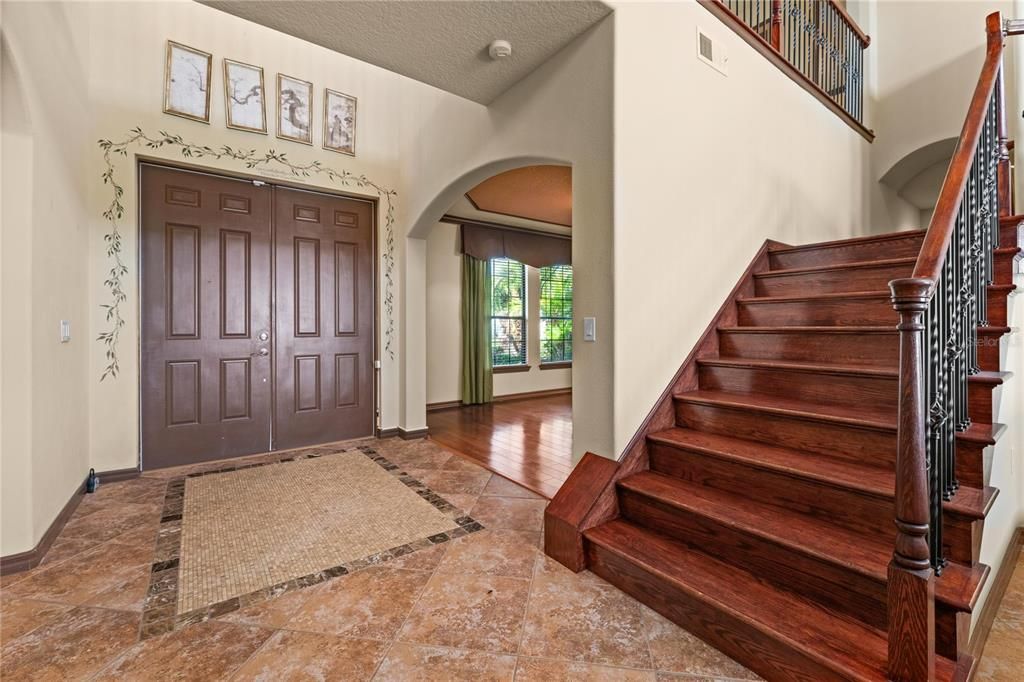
[488, 40, 512, 60]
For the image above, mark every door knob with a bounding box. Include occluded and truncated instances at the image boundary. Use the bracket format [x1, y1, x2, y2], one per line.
[255, 347, 269, 357]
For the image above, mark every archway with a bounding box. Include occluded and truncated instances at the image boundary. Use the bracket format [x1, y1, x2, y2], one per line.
[412, 159, 576, 498]
[880, 138, 958, 226]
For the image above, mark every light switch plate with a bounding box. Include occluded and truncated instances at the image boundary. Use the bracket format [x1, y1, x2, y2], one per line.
[59, 320, 71, 343]
[583, 317, 596, 342]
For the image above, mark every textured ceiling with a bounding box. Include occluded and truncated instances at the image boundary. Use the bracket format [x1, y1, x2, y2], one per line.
[199, 0, 611, 104]
[466, 165, 571, 227]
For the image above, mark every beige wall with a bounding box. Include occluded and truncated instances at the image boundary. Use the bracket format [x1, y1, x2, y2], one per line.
[1, 0, 613, 553]
[2, 2, 94, 555]
[861, 0, 1015, 229]
[609, 1, 878, 456]
[425, 221, 571, 405]
[403, 17, 615, 462]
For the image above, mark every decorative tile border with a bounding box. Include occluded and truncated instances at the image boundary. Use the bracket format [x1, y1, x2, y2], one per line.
[139, 444, 484, 639]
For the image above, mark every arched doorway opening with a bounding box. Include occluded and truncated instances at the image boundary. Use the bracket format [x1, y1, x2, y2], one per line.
[419, 162, 575, 498]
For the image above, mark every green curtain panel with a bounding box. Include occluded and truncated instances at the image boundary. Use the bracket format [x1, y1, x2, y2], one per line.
[461, 254, 493, 405]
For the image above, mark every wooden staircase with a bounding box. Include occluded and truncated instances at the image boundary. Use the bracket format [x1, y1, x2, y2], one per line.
[546, 224, 1020, 681]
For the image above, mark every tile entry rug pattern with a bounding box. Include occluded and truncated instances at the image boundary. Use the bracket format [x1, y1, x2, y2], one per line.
[141, 445, 483, 638]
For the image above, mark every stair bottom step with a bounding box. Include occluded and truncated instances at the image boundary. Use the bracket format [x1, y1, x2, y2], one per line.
[584, 520, 958, 682]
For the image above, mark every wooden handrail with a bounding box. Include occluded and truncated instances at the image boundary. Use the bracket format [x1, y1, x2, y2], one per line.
[912, 14, 1005, 283]
[828, 0, 870, 46]
[887, 11, 1012, 681]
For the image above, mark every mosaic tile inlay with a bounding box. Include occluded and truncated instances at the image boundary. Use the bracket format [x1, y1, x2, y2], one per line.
[139, 445, 483, 639]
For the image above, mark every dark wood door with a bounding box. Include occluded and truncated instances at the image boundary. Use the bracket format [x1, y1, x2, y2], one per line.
[273, 187, 375, 448]
[140, 165, 273, 468]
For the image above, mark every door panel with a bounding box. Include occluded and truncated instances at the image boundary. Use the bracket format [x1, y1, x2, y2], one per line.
[274, 187, 375, 448]
[141, 165, 273, 468]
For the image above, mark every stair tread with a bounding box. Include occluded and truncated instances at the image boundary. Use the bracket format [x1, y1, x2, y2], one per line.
[674, 388, 896, 430]
[619, 471, 987, 611]
[586, 519, 957, 682]
[767, 229, 925, 254]
[720, 325, 897, 334]
[699, 358, 1006, 386]
[970, 370, 1013, 384]
[697, 357, 898, 377]
[756, 257, 916, 278]
[960, 421, 1007, 445]
[737, 290, 891, 303]
[648, 426, 996, 518]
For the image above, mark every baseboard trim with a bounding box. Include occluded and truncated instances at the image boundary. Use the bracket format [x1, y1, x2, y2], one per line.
[376, 427, 400, 438]
[399, 427, 430, 440]
[426, 400, 463, 413]
[0, 466, 142, 575]
[966, 526, 1024, 674]
[427, 387, 571, 412]
[98, 467, 142, 483]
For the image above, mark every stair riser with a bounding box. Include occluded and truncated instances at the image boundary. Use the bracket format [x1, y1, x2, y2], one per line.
[755, 264, 914, 297]
[968, 381, 997, 424]
[648, 441, 893, 537]
[945, 517, 984, 566]
[619, 491, 888, 631]
[585, 540, 871, 682]
[978, 331, 1003, 371]
[698, 364, 897, 411]
[769, 235, 925, 269]
[738, 297, 896, 326]
[1001, 220, 1020, 248]
[647, 441, 979, 564]
[956, 439, 987, 489]
[994, 250, 1016, 284]
[719, 331, 898, 368]
[674, 400, 895, 464]
[987, 290, 1008, 327]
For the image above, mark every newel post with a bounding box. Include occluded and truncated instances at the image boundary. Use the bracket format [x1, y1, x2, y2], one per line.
[991, 12, 1012, 217]
[887, 278, 936, 682]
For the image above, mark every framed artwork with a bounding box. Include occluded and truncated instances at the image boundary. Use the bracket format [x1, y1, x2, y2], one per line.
[276, 74, 313, 145]
[163, 41, 213, 123]
[323, 89, 357, 156]
[223, 59, 266, 134]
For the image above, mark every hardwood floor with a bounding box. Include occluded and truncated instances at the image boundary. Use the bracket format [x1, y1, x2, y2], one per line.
[427, 393, 573, 499]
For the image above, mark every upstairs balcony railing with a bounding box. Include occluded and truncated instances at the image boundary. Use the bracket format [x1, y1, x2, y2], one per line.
[704, 0, 872, 139]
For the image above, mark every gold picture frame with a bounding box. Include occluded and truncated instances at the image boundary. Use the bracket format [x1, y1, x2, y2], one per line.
[223, 59, 267, 134]
[276, 73, 313, 145]
[163, 40, 213, 124]
[323, 88, 357, 157]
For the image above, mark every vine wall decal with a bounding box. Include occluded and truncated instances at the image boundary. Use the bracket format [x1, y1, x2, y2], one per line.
[97, 127, 397, 381]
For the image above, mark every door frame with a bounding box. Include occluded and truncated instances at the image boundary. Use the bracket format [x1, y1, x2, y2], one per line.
[135, 157, 380, 469]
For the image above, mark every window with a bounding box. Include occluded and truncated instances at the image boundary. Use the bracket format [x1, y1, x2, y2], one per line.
[540, 265, 573, 364]
[490, 258, 526, 366]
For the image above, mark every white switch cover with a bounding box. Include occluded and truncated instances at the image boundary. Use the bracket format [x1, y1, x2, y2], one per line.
[59, 320, 71, 343]
[583, 317, 596, 342]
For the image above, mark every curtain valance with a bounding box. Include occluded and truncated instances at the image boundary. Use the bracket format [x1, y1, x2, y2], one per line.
[460, 223, 570, 269]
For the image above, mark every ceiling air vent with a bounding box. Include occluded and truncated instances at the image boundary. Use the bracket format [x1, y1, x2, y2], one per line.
[696, 27, 729, 76]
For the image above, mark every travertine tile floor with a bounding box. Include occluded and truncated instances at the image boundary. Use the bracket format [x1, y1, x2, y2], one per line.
[0, 437, 764, 680]
[975, 542, 1024, 681]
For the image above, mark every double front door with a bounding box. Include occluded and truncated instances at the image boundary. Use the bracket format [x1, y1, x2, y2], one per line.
[140, 164, 375, 469]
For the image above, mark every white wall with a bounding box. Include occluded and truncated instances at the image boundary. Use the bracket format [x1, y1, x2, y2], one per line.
[609, 1, 878, 456]
[425, 221, 571, 405]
